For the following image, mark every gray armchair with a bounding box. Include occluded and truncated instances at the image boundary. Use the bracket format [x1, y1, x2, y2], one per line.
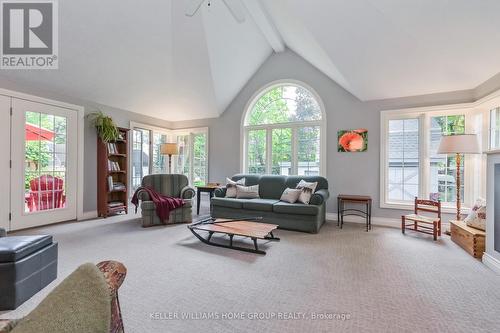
[0, 228, 6, 237]
[138, 174, 195, 227]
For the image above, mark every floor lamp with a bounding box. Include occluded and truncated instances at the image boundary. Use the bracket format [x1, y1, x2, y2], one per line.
[437, 134, 480, 223]
[160, 143, 179, 173]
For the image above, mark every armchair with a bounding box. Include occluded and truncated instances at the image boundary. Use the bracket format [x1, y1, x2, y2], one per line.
[138, 174, 195, 227]
[0, 228, 6, 237]
[0, 261, 127, 333]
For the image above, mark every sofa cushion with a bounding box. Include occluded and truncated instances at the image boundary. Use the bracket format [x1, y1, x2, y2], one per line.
[0, 235, 53, 262]
[258, 175, 287, 199]
[211, 197, 246, 209]
[273, 202, 319, 216]
[242, 199, 280, 212]
[285, 176, 328, 191]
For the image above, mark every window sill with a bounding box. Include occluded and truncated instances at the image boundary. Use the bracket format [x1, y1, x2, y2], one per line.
[380, 201, 471, 215]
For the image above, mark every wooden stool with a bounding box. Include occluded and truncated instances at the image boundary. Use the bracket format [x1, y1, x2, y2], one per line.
[402, 197, 441, 241]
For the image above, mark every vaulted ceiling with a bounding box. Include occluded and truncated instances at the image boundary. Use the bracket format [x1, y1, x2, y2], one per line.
[1, 0, 500, 121]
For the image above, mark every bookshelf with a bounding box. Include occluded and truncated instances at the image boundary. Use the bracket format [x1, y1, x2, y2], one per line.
[97, 127, 130, 217]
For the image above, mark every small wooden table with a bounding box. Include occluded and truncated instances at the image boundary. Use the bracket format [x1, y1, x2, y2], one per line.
[337, 194, 372, 231]
[188, 218, 279, 255]
[196, 185, 221, 215]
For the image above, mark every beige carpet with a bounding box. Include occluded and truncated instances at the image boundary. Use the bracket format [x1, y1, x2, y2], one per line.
[2, 200, 500, 332]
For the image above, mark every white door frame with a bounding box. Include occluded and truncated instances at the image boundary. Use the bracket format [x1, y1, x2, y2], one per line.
[0, 88, 85, 227]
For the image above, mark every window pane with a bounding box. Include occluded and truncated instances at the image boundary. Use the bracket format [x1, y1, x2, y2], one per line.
[176, 135, 190, 178]
[132, 129, 150, 190]
[429, 115, 465, 203]
[193, 133, 207, 186]
[387, 119, 419, 201]
[247, 85, 321, 126]
[271, 128, 292, 175]
[25, 112, 67, 213]
[490, 107, 500, 149]
[152, 133, 167, 174]
[248, 130, 266, 174]
[298, 126, 320, 176]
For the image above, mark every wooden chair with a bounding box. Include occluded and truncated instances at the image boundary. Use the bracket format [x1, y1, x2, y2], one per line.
[402, 197, 441, 241]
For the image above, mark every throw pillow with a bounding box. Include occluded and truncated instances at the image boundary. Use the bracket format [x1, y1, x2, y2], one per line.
[225, 177, 245, 198]
[236, 185, 260, 199]
[280, 188, 302, 203]
[465, 198, 486, 231]
[296, 180, 318, 204]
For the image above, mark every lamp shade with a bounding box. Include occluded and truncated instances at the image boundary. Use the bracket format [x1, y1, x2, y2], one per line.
[437, 134, 480, 154]
[160, 143, 179, 155]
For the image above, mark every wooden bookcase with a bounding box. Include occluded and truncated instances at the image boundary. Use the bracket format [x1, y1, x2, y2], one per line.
[97, 127, 130, 217]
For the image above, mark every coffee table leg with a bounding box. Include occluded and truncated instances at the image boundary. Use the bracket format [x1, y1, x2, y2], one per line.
[197, 189, 201, 215]
[252, 238, 258, 252]
[229, 234, 234, 247]
[265, 232, 280, 241]
[207, 231, 214, 242]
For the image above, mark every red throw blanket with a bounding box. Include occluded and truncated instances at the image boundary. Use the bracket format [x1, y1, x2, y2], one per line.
[131, 186, 185, 222]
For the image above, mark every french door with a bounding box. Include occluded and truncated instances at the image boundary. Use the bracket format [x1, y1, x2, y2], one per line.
[9, 98, 78, 230]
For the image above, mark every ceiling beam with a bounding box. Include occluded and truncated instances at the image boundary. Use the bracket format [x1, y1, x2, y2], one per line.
[241, 0, 285, 53]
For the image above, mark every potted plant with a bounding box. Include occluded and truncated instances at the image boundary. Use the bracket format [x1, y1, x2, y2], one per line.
[87, 111, 120, 143]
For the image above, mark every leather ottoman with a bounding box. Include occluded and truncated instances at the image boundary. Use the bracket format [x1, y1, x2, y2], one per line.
[0, 235, 58, 310]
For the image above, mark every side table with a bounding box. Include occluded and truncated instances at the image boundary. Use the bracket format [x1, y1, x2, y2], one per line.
[196, 185, 221, 215]
[337, 194, 372, 231]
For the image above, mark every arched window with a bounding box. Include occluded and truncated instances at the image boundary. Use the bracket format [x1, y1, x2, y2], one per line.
[242, 82, 325, 176]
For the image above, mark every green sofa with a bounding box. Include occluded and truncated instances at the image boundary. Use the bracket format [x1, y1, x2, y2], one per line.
[212, 174, 329, 233]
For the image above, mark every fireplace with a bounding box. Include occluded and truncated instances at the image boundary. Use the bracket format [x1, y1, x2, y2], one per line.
[485, 152, 500, 273]
[495, 164, 500, 252]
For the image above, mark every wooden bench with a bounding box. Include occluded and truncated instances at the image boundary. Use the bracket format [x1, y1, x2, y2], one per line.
[450, 220, 485, 258]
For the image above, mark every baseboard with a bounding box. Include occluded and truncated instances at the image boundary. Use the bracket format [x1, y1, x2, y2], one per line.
[326, 212, 400, 229]
[78, 210, 98, 221]
[482, 253, 500, 275]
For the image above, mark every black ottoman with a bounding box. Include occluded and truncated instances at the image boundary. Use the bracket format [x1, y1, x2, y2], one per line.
[0, 235, 58, 310]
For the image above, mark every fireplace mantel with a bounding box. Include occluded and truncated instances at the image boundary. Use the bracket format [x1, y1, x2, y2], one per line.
[484, 152, 500, 274]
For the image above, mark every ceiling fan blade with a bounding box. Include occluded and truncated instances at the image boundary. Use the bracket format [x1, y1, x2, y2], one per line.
[185, 0, 205, 17]
[222, 0, 246, 23]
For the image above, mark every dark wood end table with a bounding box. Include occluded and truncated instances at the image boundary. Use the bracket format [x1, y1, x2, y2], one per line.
[196, 185, 221, 215]
[337, 194, 372, 231]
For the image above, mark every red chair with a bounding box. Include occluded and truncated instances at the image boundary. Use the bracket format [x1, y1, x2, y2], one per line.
[28, 175, 65, 212]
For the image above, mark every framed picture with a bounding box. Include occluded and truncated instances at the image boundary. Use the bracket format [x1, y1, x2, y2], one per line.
[338, 129, 368, 152]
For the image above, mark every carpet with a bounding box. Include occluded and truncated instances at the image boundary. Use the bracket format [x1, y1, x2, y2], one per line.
[2, 200, 500, 332]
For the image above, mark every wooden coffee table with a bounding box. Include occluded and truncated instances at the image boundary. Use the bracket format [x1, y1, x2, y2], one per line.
[188, 218, 279, 255]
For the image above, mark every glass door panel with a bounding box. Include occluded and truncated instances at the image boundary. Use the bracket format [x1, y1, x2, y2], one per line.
[11, 99, 77, 230]
[132, 128, 150, 190]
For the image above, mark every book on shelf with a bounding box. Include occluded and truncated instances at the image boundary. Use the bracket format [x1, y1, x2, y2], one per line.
[107, 176, 113, 191]
[108, 201, 124, 208]
[107, 143, 118, 154]
[112, 182, 126, 191]
[107, 160, 121, 171]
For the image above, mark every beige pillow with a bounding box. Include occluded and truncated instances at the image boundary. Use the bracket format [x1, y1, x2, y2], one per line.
[236, 185, 260, 199]
[225, 177, 245, 198]
[280, 188, 302, 203]
[465, 198, 486, 231]
[296, 180, 318, 204]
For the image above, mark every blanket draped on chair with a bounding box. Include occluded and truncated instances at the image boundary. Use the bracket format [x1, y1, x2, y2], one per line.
[131, 186, 185, 222]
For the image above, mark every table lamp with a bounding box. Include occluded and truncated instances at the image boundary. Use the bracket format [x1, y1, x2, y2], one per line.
[437, 134, 480, 221]
[160, 143, 179, 173]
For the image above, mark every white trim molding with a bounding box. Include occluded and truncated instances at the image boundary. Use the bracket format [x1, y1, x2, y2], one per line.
[326, 213, 400, 229]
[482, 253, 500, 275]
